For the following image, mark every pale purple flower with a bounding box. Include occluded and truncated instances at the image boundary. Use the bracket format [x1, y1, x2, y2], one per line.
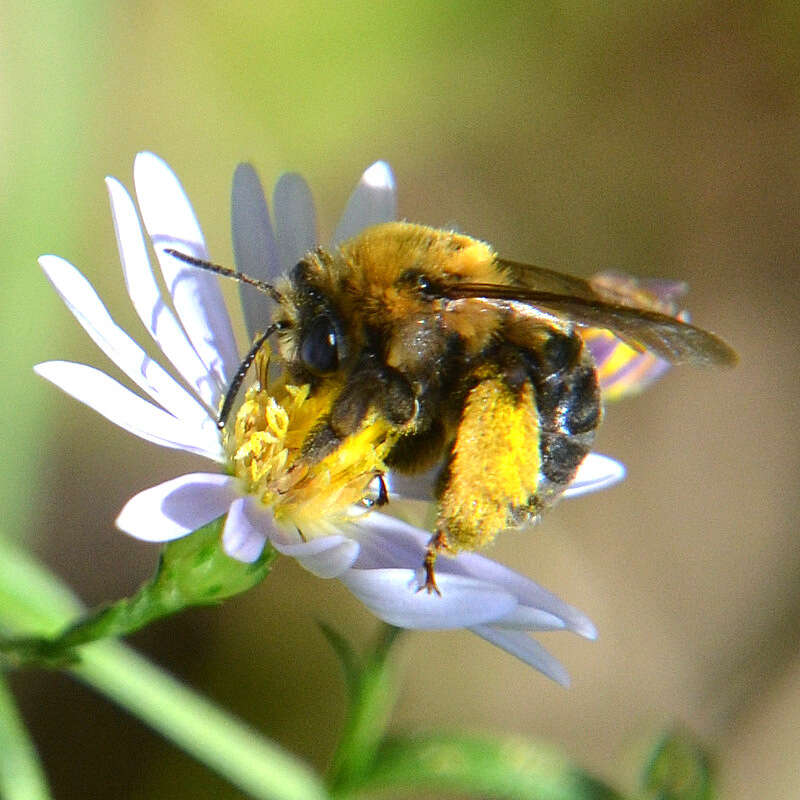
[36, 153, 625, 683]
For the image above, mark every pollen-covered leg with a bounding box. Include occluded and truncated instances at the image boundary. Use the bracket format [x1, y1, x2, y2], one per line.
[435, 364, 542, 558]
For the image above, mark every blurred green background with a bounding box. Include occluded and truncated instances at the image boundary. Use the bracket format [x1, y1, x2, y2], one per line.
[3, 0, 799, 797]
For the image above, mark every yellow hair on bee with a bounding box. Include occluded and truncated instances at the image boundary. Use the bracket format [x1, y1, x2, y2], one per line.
[437, 366, 541, 552]
[340, 222, 503, 291]
[339, 222, 509, 353]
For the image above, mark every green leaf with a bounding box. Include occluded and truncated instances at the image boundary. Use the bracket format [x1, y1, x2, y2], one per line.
[326, 625, 404, 795]
[641, 729, 715, 800]
[318, 621, 361, 697]
[344, 732, 625, 800]
[0, 673, 53, 800]
[0, 537, 83, 633]
[0, 518, 276, 667]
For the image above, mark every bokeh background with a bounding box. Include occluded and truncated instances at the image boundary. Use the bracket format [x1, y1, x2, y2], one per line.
[3, 1, 799, 797]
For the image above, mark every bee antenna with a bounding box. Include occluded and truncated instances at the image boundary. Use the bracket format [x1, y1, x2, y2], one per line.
[217, 321, 285, 429]
[164, 249, 283, 304]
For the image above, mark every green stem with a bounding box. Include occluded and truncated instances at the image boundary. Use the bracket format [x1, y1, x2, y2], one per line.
[72, 640, 328, 800]
[0, 537, 327, 800]
[0, 519, 276, 668]
[0, 673, 53, 800]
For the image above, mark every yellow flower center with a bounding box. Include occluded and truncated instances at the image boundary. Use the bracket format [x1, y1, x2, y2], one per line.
[226, 353, 396, 538]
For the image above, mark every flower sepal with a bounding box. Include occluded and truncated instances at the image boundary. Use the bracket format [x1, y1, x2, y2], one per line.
[0, 518, 276, 669]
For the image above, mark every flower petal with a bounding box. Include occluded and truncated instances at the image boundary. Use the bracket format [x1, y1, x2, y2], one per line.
[590, 328, 671, 402]
[133, 152, 239, 392]
[38, 254, 211, 428]
[273, 172, 317, 274]
[116, 473, 239, 542]
[340, 568, 518, 629]
[348, 513, 429, 570]
[34, 361, 224, 460]
[272, 535, 361, 578]
[106, 175, 223, 412]
[331, 161, 396, 245]
[231, 163, 282, 341]
[562, 453, 626, 499]
[438, 552, 597, 639]
[470, 626, 571, 686]
[351, 513, 596, 638]
[489, 606, 567, 632]
[222, 497, 269, 562]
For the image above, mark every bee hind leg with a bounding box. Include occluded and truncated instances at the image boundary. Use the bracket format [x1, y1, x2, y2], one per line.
[419, 530, 449, 596]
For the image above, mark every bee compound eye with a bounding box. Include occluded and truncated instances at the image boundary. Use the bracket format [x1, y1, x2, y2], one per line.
[398, 269, 436, 297]
[300, 315, 339, 374]
[415, 274, 432, 293]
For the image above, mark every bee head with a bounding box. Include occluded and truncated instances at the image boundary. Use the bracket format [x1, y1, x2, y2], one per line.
[273, 254, 351, 383]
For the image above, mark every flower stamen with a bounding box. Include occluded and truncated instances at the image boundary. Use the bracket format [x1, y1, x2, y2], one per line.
[228, 351, 397, 536]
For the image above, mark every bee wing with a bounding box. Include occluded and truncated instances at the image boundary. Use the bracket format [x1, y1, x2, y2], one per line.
[498, 260, 694, 316]
[496, 258, 602, 301]
[445, 280, 737, 368]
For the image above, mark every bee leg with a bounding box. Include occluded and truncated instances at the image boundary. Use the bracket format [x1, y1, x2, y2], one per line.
[420, 530, 449, 596]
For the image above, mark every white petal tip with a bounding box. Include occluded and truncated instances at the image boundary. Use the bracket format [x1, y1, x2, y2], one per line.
[133, 153, 181, 205]
[134, 151, 163, 169]
[116, 473, 238, 543]
[222, 530, 266, 563]
[38, 254, 65, 272]
[577, 619, 598, 641]
[221, 497, 272, 563]
[472, 626, 573, 684]
[563, 454, 626, 500]
[32, 361, 68, 381]
[362, 160, 395, 190]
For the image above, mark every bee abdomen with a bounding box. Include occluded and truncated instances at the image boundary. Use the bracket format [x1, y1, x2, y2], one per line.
[524, 333, 602, 500]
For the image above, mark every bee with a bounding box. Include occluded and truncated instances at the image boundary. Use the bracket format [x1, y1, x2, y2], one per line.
[168, 221, 736, 592]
